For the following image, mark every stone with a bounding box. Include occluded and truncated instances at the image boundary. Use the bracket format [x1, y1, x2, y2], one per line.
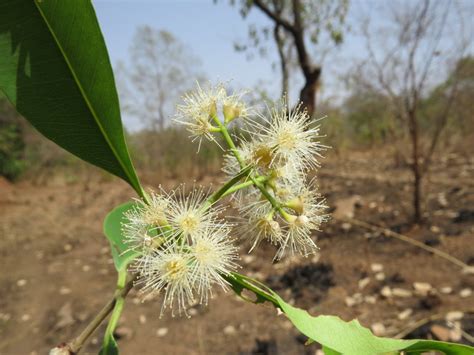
[413, 282, 432, 296]
[371, 263, 383, 273]
[375, 272, 386, 281]
[398, 308, 413, 320]
[17, 279, 27, 287]
[56, 303, 74, 329]
[156, 328, 168, 337]
[459, 288, 472, 298]
[364, 295, 377, 304]
[358, 277, 370, 290]
[345, 296, 356, 307]
[381, 286, 392, 298]
[371, 322, 386, 336]
[440, 287, 452, 294]
[139, 314, 147, 324]
[59, 287, 71, 295]
[392, 288, 412, 298]
[223, 325, 236, 335]
[445, 311, 464, 322]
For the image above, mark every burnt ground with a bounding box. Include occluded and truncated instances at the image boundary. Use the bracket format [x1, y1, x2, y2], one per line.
[0, 150, 473, 354]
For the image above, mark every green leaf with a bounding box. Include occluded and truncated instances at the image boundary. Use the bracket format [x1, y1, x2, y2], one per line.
[0, 0, 144, 198]
[103, 201, 140, 271]
[227, 273, 474, 355]
[98, 334, 119, 355]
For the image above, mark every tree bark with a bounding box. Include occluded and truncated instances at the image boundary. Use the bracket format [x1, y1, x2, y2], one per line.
[299, 67, 321, 116]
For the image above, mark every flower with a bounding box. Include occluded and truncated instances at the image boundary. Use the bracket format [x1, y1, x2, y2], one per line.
[249, 100, 327, 173]
[133, 243, 195, 317]
[164, 186, 227, 242]
[190, 227, 239, 304]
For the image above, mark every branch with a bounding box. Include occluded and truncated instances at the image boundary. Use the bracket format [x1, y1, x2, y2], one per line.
[253, 0, 295, 33]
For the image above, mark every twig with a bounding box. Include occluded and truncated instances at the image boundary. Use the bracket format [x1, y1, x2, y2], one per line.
[51, 273, 138, 354]
[340, 217, 471, 271]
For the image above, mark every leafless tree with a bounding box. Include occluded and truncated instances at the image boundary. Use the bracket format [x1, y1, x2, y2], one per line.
[230, 0, 348, 116]
[117, 26, 204, 132]
[354, 0, 471, 222]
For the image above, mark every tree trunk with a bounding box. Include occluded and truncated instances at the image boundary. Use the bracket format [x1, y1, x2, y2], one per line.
[408, 109, 422, 223]
[299, 67, 321, 117]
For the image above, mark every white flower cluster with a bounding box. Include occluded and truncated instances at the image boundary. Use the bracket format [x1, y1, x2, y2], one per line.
[122, 82, 329, 316]
[224, 100, 329, 260]
[123, 187, 238, 316]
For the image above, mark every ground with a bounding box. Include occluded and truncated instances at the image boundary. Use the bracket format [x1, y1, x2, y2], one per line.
[0, 150, 473, 355]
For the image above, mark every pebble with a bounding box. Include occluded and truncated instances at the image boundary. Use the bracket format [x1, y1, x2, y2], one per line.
[392, 288, 412, 298]
[59, 287, 71, 295]
[440, 286, 453, 294]
[398, 308, 413, 320]
[91, 337, 99, 345]
[364, 295, 377, 304]
[63, 244, 72, 251]
[430, 226, 441, 233]
[413, 282, 432, 296]
[459, 288, 472, 298]
[156, 328, 168, 337]
[82, 265, 91, 272]
[242, 255, 255, 264]
[0, 313, 11, 322]
[345, 296, 356, 307]
[380, 286, 392, 298]
[375, 272, 386, 281]
[371, 263, 383, 273]
[445, 311, 464, 322]
[358, 277, 370, 290]
[341, 223, 352, 231]
[17, 279, 27, 287]
[139, 314, 147, 324]
[21, 314, 31, 322]
[223, 325, 236, 335]
[371, 322, 386, 336]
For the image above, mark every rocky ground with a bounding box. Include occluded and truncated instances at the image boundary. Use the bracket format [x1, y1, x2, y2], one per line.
[0, 150, 473, 354]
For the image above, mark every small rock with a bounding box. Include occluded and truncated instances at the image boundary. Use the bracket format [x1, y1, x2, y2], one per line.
[430, 325, 450, 341]
[21, 314, 31, 322]
[223, 325, 236, 335]
[139, 314, 147, 324]
[17, 279, 27, 287]
[392, 288, 412, 298]
[371, 263, 383, 273]
[91, 337, 99, 345]
[82, 265, 91, 272]
[242, 255, 255, 264]
[375, 272, 386, 281]
[59, 287, 71, 295]
[63, 244, 72, 251]
[398, 308, 413, 320]
[430, 226, 441, 233]
[0, 313, 11, 322]
[413, 282, 432, 296]
[449, 322, 462, 342]
[369, 202, 377, 209]
[341, 222, 352, 232]
[345, 296, 356, 307]
[156, 328, 168, 337]
[446, 311, 464, 322]
[114, 326, 133, 340]
[440, 287, 452, 294]
[463, 266, 474, 275]
[358, 277, 370, 290]
[381, 286, 392, 298]
[371, 322, 386, 336]
[459, 288, 472, 298]
[364, 295, 377, 304]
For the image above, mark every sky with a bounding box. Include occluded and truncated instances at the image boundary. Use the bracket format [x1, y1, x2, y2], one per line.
[92, 0, 473, 129]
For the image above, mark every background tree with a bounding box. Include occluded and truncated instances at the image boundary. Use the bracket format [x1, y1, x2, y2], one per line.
[117, 26, 204, 132]
[230, 0, 349, 116]
[353, 0, 471, 222]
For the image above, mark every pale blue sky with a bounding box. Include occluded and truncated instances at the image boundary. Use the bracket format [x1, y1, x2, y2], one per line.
[92, 0, 473, 129]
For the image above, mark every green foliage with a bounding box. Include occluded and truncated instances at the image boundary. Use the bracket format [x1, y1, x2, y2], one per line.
[0, 123, 25, 181]
[104, 201, 141, 272]
[0, 0, 144, 198]
[225, 273, 474, 355]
